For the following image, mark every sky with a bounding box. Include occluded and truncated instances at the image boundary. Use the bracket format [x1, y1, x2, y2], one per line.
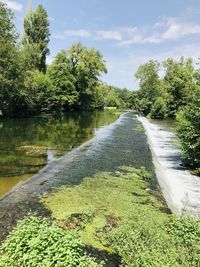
[2, 0, 200, 90]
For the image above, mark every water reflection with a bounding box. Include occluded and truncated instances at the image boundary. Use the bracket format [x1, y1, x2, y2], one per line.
[0, 111, 119, 197]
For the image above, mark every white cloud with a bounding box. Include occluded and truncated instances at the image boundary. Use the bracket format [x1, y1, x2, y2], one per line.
[95, 30, 122, 41]
[54, 17, 200, 46]
[118, 17, 200, 46]
[103, 42, 200, 89]
[2, 0, 23, 12]
[162, 18, 200, 40]
[55, 29, 91, 40]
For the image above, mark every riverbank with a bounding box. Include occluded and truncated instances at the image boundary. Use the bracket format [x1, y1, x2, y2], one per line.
[139, 116, 200, 218]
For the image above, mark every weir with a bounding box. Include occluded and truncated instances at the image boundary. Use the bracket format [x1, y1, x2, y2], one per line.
[139, 116, 200, 218]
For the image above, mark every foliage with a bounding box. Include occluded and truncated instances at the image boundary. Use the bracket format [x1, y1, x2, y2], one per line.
[0, 216, 103, 267]
[23, 4, 50, 72]
[47, 50, 79, 110]
[0, 3, 130, 116]
[163, 57, 194, 117]
[41, 167, 200, 266]
[176, 85, 200, 167]
[135, 60, 162, 116]
[23, 70, 56, 113]
[68, 43, 107, 110]
[150, 96, 168, 119]
[0, 2, 23, 116]
[135, 57, 200, 167]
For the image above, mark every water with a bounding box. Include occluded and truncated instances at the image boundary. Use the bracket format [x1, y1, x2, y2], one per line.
[0, 111, 119, 197]
[139, 116, 200, 217]
[0, 112, 156, 241]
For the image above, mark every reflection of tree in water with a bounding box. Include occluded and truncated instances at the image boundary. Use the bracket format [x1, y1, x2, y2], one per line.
[0, 111, 119, 178]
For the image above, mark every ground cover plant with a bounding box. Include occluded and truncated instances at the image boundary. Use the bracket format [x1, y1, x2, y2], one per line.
[0, 167, 199, 266]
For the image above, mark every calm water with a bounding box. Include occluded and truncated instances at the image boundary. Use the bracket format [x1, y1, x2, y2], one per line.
[0, 111, 119, 197]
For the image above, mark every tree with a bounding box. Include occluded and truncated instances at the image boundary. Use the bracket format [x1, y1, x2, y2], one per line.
[150, 97, 168, 119]
[47, 50, 78, 110]
[23, 70, 56, 113]
[135, 60, 165, 116]
[68, 43, 107, 109]
[176, 85, 200, 168]
[163, 57, 194, 117]
[23, 4, 50, 72]
[0, 2, 23, 116]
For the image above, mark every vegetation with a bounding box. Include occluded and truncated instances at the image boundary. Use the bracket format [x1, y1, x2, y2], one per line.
[0, 216, 103, 267]
[0, 2, 132, 116]
[135, 57, 200, 168]
[23, 4, 50, 73]
[38, 167, 199, 266]
[1, 168, 198, 266]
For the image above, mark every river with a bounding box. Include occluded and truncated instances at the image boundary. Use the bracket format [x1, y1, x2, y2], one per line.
[0, 111, 199, 242]
[0, 111, 119, 197]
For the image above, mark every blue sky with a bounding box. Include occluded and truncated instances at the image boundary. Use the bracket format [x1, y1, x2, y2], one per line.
[3, 0, 200, 89]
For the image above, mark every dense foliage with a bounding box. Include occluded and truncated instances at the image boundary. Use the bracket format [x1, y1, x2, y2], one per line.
[0, 216, 102, 267]
[23, 4, 50, 73]
[0, 2, 132, 116]
[176, 85, 200, 168]
[135, 57, 200, 168]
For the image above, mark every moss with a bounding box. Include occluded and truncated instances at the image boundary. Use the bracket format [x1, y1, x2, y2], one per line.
[41, 167, 168, 251]
[133, 125, 145, 132]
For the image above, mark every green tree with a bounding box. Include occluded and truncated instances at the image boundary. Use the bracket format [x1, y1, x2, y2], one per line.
[150, 96, 168, 119]
[176, 85, 200, 168]
[0, 2, 23, 116]
[23, 4, 50, 72]
[135, 60, 163, 116]
[69, 43, 107, 109]
[47, 50, 78, 110]
[163, 57, 194, 117]
[23, 70, 56, 113]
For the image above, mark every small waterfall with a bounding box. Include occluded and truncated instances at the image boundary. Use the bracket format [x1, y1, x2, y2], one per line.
[139, 116, 200, 218]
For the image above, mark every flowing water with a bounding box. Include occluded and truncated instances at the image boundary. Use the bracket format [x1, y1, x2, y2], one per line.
[0, 111, 119, 197]
[139, 116, 200, 218]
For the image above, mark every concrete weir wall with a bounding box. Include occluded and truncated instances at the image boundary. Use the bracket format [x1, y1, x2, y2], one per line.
[139, 116, 200, 218]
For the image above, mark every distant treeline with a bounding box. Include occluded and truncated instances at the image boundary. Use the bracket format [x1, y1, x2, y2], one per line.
[135, 58, 200, 170]
[0, 3, 133, 117]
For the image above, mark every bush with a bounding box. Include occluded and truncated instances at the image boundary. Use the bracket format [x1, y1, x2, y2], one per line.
[176, 86, 200, 167]
[24, 70, 56, 113]
[107, 217, 200, 267]
[150, 97, 168, 119]
[0, 216, 103, 267]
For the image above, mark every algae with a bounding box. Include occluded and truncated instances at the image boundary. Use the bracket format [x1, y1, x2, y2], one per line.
[41, 167, 167, 251]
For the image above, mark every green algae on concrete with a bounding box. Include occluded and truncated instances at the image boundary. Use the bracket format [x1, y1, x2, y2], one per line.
[41, 167, 200, 266]
[41, 167, 168, 251]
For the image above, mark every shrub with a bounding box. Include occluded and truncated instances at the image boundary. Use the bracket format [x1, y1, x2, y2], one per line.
[150, 97, 168, 119]
[0, 216, 103, 267]
[176, 86, 200, 167]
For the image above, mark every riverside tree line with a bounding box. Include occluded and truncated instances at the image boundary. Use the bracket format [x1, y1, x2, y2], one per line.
[0, 2, 199, 170]
[0, 3, 132, 116]
[135, 58, 200, 171]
